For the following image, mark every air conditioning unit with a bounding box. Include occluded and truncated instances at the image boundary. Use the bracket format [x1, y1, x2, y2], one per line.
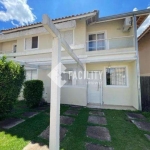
[123, 17, 132, 32]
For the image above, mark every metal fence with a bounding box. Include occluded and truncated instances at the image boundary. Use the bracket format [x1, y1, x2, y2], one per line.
[140, 77, 150, 111]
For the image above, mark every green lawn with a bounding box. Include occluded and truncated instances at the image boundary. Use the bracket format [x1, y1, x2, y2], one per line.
[0, 101, 150, 150]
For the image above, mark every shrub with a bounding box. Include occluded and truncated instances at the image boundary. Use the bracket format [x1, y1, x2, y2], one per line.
[0, 56, 25, 114]
[23, 80, 44, 108]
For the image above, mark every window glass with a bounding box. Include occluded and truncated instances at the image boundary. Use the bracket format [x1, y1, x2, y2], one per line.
[88, 33, 105, 51]
[32, 36, 38, 48]
[97, 33, 104, 40]
[89, 34, 96, 41]
[25, 36, 38, 50]
[106, 67, 126, 86]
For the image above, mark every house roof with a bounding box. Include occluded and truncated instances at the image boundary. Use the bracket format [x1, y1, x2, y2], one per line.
[97, 9, 150, 28]
[1, 10, 98, 34]
[1, 9, 149, 34]
[138, 25, 150, 41]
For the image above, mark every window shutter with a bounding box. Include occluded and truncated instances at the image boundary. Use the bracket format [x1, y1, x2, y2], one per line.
[25, 37, 32, 50]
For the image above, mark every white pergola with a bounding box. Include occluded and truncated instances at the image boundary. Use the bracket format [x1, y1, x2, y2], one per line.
[42, 15, 84, 150]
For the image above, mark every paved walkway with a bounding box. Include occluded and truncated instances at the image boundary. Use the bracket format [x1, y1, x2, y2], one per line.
[86, 109, 113, 150]
[127, 112, 150, 141]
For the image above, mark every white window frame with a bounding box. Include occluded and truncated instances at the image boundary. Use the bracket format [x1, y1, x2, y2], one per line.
[24, 36, 39, 51]
[87, 31, 107, 51]
[25, 69, 38, 80]
[104, 66, 128, 88]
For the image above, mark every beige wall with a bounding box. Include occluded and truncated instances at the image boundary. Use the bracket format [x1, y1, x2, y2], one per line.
[74, 19, 86, 45]
[61, 86, 87, 106]
[139, 32, 150, 76]
[86, 61, 139, 109]
[1, 40, 17, 52]
[87, 19, 134, 39]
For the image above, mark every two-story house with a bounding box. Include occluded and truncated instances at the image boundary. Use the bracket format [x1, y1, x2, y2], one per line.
[0, 9, 149, 110]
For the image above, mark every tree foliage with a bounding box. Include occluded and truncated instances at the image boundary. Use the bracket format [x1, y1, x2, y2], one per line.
[0, 56, 25, 114]
[23, 80, 44, 108]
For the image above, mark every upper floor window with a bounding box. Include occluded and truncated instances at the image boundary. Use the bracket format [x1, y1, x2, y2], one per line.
[61, 30, 73, 45]
[87, 33, 105, 51]
[25, 36, 38, 50]
[106, 67, 127, 86]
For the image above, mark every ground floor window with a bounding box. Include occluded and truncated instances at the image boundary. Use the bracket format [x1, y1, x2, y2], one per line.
[106, 67, 127, 86]
[26, 69, 37, 80]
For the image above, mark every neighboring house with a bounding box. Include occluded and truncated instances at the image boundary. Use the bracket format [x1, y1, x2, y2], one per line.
[138, 26, 150, 76]
[0, 9, 149, 110]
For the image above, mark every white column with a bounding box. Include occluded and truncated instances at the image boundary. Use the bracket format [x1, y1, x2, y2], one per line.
[50, 37, 61, 150]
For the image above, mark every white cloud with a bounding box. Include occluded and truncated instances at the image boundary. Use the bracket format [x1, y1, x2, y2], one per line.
[133, 8, 138, 11]
[0, 0, 36, 26]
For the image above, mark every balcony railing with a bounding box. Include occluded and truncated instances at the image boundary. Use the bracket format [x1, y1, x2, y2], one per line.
[0, 50, 16, 54]
[86, 36, 134, 51]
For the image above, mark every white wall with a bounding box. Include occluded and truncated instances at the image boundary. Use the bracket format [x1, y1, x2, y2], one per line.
[38, 68, 51, 103]
[61, 86, 87, 106]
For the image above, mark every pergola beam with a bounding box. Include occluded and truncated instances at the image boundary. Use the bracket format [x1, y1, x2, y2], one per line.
[61, 38, 84, 70]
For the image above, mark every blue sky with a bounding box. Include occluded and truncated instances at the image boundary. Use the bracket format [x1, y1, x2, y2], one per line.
[0, 0, 150, 35]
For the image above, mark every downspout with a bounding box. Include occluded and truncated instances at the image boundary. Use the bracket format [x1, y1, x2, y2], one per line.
[133, 15, 142, 110]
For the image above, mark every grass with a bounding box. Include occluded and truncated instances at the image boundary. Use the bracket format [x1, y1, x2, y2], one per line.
[0, 101, 150, 150]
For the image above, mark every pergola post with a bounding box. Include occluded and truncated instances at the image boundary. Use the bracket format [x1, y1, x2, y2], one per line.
[42, 14, 84, 150]
[50, 37, 61, 150]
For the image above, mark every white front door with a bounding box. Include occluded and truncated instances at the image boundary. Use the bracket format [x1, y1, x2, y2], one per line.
[88, 71, 102, 104]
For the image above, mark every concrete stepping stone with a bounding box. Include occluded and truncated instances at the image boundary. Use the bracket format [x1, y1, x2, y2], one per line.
[36, 106, 49, 111]
[64, 110, 79, 116]
[127, 113, 146, 120]
[90, 108, 102, 111]
[60, 116, 75, 125]
[131, 120, 150, 132]
[89, 111, 104, 116]
[22, 112, 39, 118]
[0, 118, 25, 129]
[23, 142, 48, 150]
[88, 116, 107, 125]
[39, 126, 67, 141]
[86, 143, 113, 150]
[86, 126, 111, 141]
[144, 134, 150, 141]
[69, 105, 81, 110]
